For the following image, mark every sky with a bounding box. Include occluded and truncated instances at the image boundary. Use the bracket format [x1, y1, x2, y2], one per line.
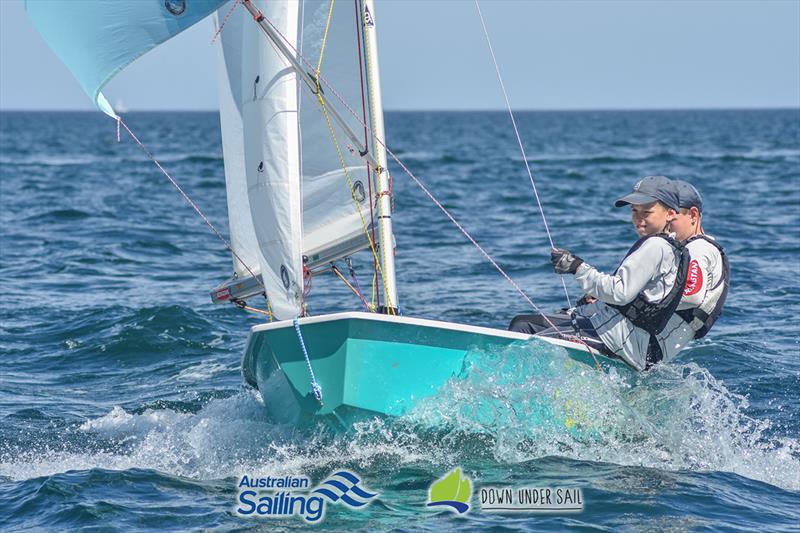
[1, 0, 798, 111]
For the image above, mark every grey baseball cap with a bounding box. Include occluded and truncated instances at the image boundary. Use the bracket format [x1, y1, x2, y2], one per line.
[672, 180, 703, 212]
[614, 175, 680, 211]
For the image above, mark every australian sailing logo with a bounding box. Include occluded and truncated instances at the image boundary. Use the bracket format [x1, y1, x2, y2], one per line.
[236, 470, 378, 523]
[427, 468, 472, 514]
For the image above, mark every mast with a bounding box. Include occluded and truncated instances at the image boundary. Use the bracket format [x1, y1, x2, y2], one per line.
[362, 0, 398, 313]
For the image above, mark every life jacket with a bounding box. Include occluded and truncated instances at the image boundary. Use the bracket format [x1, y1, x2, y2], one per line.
[675, 235, 729, 339]
[609, 234, 690, 336]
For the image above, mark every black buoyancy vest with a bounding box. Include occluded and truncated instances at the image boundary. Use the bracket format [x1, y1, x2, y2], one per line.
[675, 235, 729, 339]
[609, 234, 690, 337]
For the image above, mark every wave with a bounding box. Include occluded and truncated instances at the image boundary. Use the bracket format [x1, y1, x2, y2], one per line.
[514, 149, 800, 165]
[0, 391, 423, 482]
[24, 208, 93, 221]
[0, 153, 223, 167]
[120, 153, 223, 165]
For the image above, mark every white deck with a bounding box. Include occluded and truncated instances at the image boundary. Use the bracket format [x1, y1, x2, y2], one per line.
[248, 311, 594, 355]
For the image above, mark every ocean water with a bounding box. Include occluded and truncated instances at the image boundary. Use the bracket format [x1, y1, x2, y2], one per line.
[1, 109, 799, 531]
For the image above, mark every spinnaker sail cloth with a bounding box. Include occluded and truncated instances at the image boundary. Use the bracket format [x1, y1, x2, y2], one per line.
[24, 0, 226, 117]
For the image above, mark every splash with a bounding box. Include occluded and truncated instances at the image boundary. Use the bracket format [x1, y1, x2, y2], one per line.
[0, 390, 425, 483]
[400, 340, 800, 491]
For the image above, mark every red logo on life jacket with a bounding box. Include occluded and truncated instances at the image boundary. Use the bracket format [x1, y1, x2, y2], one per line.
[684, 260, 703, 296]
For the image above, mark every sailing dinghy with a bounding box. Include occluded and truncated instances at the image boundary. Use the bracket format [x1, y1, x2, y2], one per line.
[212, 0, 633, 425]
[26, 0, 630, 429]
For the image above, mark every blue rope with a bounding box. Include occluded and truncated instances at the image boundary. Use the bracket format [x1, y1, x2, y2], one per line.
[293, 318, 323, 405]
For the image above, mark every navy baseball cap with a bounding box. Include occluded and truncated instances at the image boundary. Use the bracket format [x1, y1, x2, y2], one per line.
[614, 175, 680, 211]
[672, 180, 703, 212]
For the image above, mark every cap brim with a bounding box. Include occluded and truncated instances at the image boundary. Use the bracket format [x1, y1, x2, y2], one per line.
[614, 192, 659, 207]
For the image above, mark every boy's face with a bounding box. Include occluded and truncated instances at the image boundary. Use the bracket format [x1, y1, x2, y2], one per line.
[630, 201, 676, 237]
[670, 207, 701, 241]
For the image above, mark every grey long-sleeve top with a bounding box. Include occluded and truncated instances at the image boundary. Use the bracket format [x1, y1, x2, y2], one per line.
[571, 236, 681, 370]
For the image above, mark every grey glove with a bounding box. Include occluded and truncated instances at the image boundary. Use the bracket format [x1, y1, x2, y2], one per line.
[551, 248, 584, 274]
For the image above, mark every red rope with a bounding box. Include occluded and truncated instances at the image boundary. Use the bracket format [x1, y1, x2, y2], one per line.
[211, 0, 241, 44]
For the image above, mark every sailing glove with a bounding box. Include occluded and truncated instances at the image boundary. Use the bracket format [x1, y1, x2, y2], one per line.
[551, 248, 584, 274]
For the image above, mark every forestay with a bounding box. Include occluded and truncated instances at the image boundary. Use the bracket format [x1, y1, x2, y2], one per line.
[214, 0, 388, 318]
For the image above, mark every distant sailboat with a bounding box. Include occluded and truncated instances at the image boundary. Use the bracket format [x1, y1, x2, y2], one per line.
[25, 0, 630, 428]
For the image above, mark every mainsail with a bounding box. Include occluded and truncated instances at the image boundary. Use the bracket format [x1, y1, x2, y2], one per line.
[24, 0, 227, 117]
[214, 0, 397, 318]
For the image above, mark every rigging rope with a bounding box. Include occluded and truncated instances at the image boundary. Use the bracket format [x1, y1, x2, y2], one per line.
[117, 118, 274, 322]
[474, 0, 572, 309]
[211, 0, 241, 44]
[332, 263, 371, 310]
[294, 318, 324, 404]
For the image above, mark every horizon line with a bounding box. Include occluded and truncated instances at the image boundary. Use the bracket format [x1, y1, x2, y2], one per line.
[1, 106, 799, 113]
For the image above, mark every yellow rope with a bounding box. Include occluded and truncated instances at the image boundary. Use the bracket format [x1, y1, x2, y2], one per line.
[235, 302, 272, 318]
[317, 97, 393, 309]
[313, 0, 394, 312]
[316, 0, 335, 79]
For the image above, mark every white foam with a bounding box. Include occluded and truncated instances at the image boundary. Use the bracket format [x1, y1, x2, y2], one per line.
[174, 361, 232, 382]
[0, 391, 423, 482]
[404, 342, 800, 491]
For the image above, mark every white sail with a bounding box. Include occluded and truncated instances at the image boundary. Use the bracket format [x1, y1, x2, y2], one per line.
[215, 11, 259, 279]
[297, 0, 375, 267]
[217, 1, 304, 319]
[215, 0, 396, 315]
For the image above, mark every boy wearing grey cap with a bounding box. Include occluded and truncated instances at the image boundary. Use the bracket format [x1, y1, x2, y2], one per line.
[662, 180, 729, 343]
[511, 176, 690, 371]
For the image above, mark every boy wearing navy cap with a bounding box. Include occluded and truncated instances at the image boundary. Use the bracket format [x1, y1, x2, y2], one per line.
[666, 180, 729, 342]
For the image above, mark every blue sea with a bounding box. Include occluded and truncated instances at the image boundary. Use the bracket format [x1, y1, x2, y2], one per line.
[1, 109, 799, 531]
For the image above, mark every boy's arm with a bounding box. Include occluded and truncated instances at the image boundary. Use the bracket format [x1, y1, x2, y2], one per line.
[573, 239, 665, 306]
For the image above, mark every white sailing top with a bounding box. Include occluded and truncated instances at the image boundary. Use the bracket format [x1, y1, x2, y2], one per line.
[657, 234, 726, 355]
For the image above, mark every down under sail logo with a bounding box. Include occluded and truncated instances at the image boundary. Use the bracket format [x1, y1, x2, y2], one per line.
[427, 467, 472, 514]
[236, 470, 378, 523]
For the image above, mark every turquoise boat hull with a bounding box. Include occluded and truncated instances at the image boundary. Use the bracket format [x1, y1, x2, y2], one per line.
[242, 312, 630, 427]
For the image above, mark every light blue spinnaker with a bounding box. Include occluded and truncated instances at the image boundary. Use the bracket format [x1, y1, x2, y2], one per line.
[25, 0, 226, 117]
